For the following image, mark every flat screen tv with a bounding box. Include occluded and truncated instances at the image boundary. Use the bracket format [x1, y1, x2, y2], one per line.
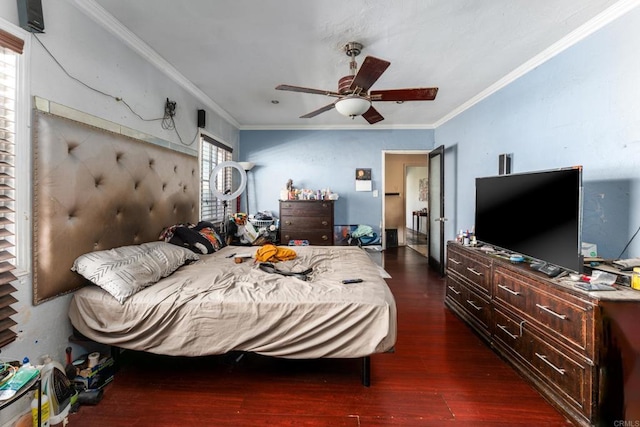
[475, 166, 583, 272]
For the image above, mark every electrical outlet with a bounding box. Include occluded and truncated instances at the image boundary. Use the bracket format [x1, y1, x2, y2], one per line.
[165, 98, 176, 118]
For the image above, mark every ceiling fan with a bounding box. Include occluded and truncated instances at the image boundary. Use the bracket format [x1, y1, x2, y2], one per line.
[275, 42, 438, 124]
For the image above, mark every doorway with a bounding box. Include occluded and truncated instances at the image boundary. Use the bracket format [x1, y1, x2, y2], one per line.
[382, 151, 429, 257]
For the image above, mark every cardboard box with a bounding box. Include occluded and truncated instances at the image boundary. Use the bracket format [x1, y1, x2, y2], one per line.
[73, 354, 114, 391]
[581, 242, 598, 258]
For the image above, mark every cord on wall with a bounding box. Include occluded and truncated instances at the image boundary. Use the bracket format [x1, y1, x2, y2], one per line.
[32, 33, 198, 146]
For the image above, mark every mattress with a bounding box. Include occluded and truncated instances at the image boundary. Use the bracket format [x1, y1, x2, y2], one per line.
[68, 245, 397, 359]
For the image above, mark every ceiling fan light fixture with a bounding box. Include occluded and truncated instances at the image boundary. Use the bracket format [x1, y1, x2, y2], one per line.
[335, 96, 371, 118]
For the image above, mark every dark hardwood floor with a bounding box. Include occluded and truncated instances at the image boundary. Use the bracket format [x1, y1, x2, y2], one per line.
[67, 247, 572, 426]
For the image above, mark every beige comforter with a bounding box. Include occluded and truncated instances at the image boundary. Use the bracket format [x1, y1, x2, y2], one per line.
[68, 245, 396, 359]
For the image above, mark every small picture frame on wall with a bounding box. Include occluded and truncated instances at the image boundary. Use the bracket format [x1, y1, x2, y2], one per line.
[355, 168, 372, 191]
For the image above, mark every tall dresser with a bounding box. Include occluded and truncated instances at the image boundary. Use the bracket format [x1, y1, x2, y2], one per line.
[445, 241, 640, 426]
[279, 200, 334, 245]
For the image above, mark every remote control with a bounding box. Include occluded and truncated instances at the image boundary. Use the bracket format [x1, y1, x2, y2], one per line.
[342, 279, 363, 284]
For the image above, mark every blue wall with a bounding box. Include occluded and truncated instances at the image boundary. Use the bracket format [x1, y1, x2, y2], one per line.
[242, 7, 640, 261]
[436, 6, 640, 259]
[239, 129, 435, 236]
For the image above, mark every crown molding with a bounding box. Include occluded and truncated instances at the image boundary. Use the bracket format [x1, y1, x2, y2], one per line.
[70, 0, 240, 129]
[70, 0, 639, 132]
[239, 123, 436, 131]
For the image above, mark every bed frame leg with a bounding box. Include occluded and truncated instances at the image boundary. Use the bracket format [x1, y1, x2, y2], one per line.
[111, 346, 121, 371]
[361, 356, 370, 387]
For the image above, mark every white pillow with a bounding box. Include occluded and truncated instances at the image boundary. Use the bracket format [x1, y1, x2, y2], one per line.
[71, 241, 199, 304]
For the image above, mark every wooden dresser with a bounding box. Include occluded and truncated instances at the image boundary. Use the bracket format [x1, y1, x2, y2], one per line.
[445, 241, 640, 426]
[279, 200, 334, 245]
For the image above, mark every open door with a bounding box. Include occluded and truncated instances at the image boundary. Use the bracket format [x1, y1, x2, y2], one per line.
[428, 145, 445, 276]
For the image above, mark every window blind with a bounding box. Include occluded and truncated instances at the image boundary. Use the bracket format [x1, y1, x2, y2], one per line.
[0, 40, 19, 348]
[200, 134, 233, 222]
[0, 29, 23, 55]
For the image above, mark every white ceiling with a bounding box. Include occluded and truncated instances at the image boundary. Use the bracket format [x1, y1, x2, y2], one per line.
[84, 0, 631, 130]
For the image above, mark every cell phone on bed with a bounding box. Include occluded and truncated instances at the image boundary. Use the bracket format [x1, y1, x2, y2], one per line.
[342, 279, 363, 284]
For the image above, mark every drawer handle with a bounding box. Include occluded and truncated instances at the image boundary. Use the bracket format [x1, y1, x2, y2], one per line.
[535, 304, 568, 320]
[466, 300, 482, 311]
[285, 221, 292, 225]
[497, 324, 518, 340]
[466, 267, 482, 276]
[321, 235, 328, 240]
[497, 284, 520, 296]
[448, 257, 461, 265]
[535, 352, 566, 375]
[447, 285, 461, 295]
[321, 221, 328, 226]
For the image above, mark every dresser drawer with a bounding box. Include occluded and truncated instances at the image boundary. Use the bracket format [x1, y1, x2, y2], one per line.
[493, 306, 593, 418]
[446, 275, 491, 334]
[280, 230, 332, 245]
[280, 216, 331, 230]
[493, 306, 529, 355]
[493, 267, 593, 355]
[280, 201, 333, 216]
[447, 246, 491, 295]
[528, 327, 593, 417]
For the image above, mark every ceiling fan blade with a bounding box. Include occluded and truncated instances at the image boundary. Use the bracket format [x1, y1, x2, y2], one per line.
[276, 84, 340, 97]
[362, 106, 384, 124]
[370, 87, 439, 101]
[300, 102, 336, 118]
[349, 56, 391, 93]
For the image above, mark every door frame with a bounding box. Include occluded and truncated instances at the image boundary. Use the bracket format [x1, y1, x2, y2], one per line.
[428, 145, 445, 275]
[381, 149, 430, 249]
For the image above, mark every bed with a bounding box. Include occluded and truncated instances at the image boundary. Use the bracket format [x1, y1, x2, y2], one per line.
[68, 244, 396, 385]
[32, 107, 396, 386]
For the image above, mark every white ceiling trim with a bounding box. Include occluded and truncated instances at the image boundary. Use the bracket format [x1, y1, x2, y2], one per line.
[434, 0, 640, 128]
[70, 0, 640, 132]
[70, 0, 240, 129]
[240, 123, 436, 131]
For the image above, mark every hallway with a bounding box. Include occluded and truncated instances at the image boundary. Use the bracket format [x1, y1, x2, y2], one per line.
[406, 227, 428, 257]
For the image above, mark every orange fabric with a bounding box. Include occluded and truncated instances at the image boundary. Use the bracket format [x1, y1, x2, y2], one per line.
[255, 244, 297, 262]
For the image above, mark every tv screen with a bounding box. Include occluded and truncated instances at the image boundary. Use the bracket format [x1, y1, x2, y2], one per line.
[475, 166, 583, 272]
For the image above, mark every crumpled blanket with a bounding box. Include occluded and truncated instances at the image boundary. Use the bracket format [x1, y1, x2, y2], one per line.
[255, 243, 297, 262]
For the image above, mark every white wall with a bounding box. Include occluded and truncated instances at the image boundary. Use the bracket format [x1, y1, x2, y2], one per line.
[0, 0, 239, 381]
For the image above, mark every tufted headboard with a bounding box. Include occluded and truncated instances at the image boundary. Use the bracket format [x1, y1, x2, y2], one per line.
[32, 110, 199, 304]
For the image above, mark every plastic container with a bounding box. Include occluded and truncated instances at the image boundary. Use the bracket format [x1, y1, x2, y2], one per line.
[31, 391, 50, 427]
[248, 218, 274, 229]
[632, 267, 640, 290]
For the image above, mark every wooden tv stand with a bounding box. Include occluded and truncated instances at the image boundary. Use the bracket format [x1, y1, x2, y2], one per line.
[444, 241, 640, 426]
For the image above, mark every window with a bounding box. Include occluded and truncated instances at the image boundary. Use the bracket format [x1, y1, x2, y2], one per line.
[0, 29, 23, 348]
[199, 134, 233, 222]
